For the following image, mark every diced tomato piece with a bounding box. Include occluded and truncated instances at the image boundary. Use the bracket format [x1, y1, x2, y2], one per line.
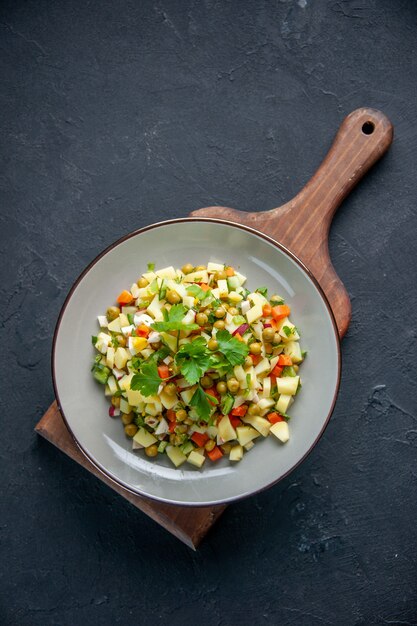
[250, 354, 262, 365]
[271, 304, 291, 320]
[117, 290, 133, 305]
[278, 354, 292, 367]
[229, 415, 242, 429]
[231, 405, 248, 417]
[205, 387, 219, 405]
[270, 374, 277, 387]
[157, 364, 170, 379]
[166, 409, 176, 422]
[168, 421, 177, 433]
[267, 412, 284, 424]
[207, 446, 223, 462]
[191, 432, 209, 447]
[271, 365, 284, 377]
[135, 324, 150, 337]
[262, 304, 272, 317]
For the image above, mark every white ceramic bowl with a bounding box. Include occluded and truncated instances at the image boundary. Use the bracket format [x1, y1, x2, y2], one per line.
[53, 218, 341, 506]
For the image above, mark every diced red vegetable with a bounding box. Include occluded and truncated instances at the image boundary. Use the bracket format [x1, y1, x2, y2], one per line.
[157, 364, 170, 379]
[231, 405, 248, 417]
[207, 446, 223, 462]
[233, 323, 249, 336]
[267, 412, 284, 424]
[117, 290, 134, 305]
[135, 324, 150, 337]
[250, 354, 262, 365]
[229, 415, 242, 429]
[278, 354, 292, 367]
[205, 387, 219, 405]
[166, 409, 176, 422]
[271, 304, 291, 320]
[226, 267, 235, 277]
[271, 365, 284, 377]
[191, 432, 209, 447]
[168, 421, 177, 433]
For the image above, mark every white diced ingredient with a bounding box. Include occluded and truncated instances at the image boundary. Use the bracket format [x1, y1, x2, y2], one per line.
[154, 418, 169, 436]
[180, 386, 197, 405]
[119, 398, 132, 414]
[147, 331, 161, 344]
[242, 415, 271, 437]
[218, 416, 237, 442]
[236, 426, 260, 447]
[160, 390, 178, 410]
[248, 292, 268, 306]
[114, 347, 129, 369]
[142, 271, 157, 282]
[284, 341, 303, 363]
[228, 291, 243, 303]
[130, 283, 140, 299]
[262, 377, 271, 398]
[134, 312, 154, 327]
[121, 324, 135, 336]
[97, 315, 108, 328]
[234, 365, 246, 382]
[241, 300, 250, 315]
[235, 271, 247, 285]
[127, 389, 145, 406]
[257, 397, 275, 411]
[244, 441, 255, 451]
[132, 439, 144, 450]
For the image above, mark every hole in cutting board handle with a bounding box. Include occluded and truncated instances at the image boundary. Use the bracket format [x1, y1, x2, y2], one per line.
[362, 121, 375, 135]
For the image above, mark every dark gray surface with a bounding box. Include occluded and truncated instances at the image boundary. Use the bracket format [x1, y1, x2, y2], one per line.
[1, 1, 416, 624]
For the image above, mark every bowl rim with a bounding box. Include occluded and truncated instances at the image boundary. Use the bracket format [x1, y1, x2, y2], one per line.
[51, 217, 342, 507]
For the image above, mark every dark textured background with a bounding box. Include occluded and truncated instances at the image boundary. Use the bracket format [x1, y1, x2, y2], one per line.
[1, 1, 416, 624]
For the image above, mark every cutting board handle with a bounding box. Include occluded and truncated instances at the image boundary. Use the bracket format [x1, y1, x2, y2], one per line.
[191, 108, 393, 337]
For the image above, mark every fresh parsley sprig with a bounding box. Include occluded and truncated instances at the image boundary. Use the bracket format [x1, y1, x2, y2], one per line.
[175, 337, 211, 385]
[151, 304, 199, 332]
[190, 385, 218, 422]
[131, 360, 162, 397]
[215, 329, 249, 366]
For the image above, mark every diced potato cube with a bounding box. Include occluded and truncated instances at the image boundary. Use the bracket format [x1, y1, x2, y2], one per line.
[182, 295, 195, 309]
[277, 376, 300, 396]
[119, 398, 132, 414]
[276, 394, 292, 414]
[236, 425, 260, 447]
[241, 415, 271, 437]
[187, 450, 206, 468]
[142, 271, 157, 283]
[160, 390, 178, 410]
[107, 375, 118, 395]
[257, 397, 275, 411]
[133, 428, 157, 448]
[279, 318, 300, 341]
[270, 421, 290, 443]
[228, 291, 243, 303]
[229, 445, 243, 462]
[254, 357, 270, 376]
[166, 445, 187, 468]
[248, 292, 268, 306]
[207, 262, 224, 272]
[244, 441, 255, 451]
[107, 318, 122, 333]
[126, 389, 144, 406]
[180, 386, 198, 406]
[155, 266, 177, 280]
[246, 303, 263, 324]
[119, 373, 133, 391]
[218, 416, 237, 443]
[217, 279, 229, 295]
[284, 341, 303, 363]
[147, 294, 164, 321]
[106, 347, 115, 369]
[118, 313, 129, 328]
[114, 347, 129, 369]
[182, 270, 209, 284]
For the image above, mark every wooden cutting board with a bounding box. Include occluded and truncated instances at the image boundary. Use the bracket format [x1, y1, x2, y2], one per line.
[36, 107, 393, 549]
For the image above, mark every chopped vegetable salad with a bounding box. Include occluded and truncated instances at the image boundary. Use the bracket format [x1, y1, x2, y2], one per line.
[91, 262, 305, 469]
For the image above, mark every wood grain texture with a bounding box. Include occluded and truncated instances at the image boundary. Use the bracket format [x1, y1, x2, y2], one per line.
[191, 108, 393, 338]
[35, 402, 226, 550]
